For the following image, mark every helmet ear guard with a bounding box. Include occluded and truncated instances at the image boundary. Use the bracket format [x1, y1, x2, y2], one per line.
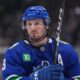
[22, 21, 26, 30]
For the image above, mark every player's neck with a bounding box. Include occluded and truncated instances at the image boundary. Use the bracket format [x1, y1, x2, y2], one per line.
[31, 37, 48, 47]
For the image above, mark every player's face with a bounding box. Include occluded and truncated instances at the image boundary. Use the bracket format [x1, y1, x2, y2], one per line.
[26, 19, 47, 41]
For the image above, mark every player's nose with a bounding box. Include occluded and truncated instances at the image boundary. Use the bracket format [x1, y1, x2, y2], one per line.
[30, 24, 36, 30]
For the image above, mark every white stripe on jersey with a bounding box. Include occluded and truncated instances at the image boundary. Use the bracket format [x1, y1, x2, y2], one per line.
[9, 43, 19, 49]
[6, 74, 22, 80]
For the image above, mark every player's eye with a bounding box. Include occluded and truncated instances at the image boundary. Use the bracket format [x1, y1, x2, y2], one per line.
[35, 22, 40, 25]
[26, 22, 32, 26]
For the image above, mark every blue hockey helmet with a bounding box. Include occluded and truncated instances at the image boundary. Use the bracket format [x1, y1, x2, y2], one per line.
[22, 5, 51, 29]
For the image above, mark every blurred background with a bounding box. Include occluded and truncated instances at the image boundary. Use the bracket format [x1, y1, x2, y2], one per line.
[0, 0, 80, 79]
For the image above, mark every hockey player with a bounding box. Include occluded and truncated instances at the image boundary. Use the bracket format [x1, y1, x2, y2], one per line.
[2, 6, 80, 80]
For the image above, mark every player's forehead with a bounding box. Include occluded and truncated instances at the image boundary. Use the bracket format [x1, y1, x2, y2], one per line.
[26, 19, 44, 23]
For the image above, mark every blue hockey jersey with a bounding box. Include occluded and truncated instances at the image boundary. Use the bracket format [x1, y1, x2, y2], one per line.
[2, 38, 80, 80]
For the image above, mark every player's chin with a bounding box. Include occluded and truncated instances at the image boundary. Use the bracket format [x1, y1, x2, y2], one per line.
[31, 35, 41, 40]
[32, 36, 40, 40]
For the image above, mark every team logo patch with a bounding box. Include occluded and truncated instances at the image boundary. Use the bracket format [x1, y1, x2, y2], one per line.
[23, 53, 31, 61]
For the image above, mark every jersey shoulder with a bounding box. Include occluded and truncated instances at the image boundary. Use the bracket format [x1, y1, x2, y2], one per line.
[51, 38, 70, 50]
[5, 40, 30, 56]
[9, 40, 29, 50]
[59, 40, 78, 59]
[4, 40, 31, 61]
[52, 38, 77, 57]
[59, 40, 72, 51]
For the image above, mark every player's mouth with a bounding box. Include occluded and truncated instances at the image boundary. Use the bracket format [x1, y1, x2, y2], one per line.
[31, 32, 38, 34]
